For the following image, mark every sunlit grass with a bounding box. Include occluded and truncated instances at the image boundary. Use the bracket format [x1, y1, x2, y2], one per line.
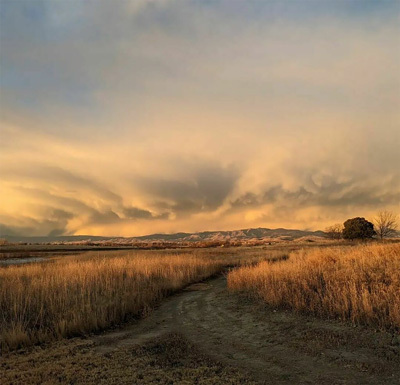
[0, 252, 225, 351]
[228, 243, 400, 331]
[0, 243, 344, 352]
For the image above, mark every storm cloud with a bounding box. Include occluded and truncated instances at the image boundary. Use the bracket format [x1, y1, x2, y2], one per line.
[0, 0, 399, 236]
[135, 163, 239, 216]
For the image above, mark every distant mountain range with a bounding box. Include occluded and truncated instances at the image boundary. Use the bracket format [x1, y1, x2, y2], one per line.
[2, 227, 326, 244]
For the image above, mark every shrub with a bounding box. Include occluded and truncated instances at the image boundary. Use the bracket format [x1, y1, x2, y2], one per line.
[342, 217, 375, 240]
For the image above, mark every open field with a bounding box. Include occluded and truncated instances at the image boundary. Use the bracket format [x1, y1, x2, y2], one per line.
[228, 243, 400, 330]
[2, 275, 399, 384]
[0, 246, 293, 351]
[2, 242, 400, 384]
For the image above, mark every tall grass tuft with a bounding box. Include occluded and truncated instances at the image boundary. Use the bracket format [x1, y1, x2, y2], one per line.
[0, 252, 224, 351]
[228, 243, 400, 331]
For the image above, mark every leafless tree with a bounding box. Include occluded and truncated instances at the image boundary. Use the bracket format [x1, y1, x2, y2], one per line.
[374, 210, 399, 239]
[324, 224, 343, 240]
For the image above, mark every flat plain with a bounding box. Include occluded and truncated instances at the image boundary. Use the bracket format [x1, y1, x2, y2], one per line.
[1, 242, 400, 384]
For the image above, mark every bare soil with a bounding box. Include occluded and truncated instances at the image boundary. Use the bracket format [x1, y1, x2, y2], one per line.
[2, 276, 400, 384]
[94, 276, 400, 384]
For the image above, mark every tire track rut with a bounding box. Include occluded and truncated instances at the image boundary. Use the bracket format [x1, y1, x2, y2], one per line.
[95, 276, 400, 384]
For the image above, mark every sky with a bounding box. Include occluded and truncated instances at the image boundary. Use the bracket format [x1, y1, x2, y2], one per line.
[0, 0, 399, 237]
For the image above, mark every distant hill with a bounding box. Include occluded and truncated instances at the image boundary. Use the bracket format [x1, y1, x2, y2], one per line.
[1, 227, 326, 244]
[133, 227, 326, 242]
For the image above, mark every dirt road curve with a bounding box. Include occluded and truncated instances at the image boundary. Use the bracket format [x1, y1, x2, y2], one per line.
[95, 276, 400, 385]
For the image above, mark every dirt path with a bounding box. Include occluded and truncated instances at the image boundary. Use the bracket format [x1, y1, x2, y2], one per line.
[95, 276, 400, 384]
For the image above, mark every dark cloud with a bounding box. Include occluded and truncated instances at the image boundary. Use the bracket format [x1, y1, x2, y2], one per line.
[50, 209, 74, 221]
[231, 178, 400, 212]
[231, 186, 313, 208]
[123, 206, 153, 219]
[122, 206, 169, 220]
[313, 184, 400, 208]
[138, 163, 238, 216]
[89, 210, 120, 224]
[0, 216, 72, 237]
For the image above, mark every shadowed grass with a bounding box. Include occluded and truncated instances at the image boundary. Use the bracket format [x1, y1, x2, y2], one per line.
[0, 333, 256, 385]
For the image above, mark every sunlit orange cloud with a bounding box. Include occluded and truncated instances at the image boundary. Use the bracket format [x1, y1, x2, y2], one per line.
[0, 1, 399, 237]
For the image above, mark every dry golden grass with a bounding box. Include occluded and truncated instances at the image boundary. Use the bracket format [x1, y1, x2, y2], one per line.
[0, 243, 339, 352]
[0, 251, 226, 351]
[228, 243, 400, 331]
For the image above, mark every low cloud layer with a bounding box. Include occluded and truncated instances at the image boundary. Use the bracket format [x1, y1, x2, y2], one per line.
[1, 1, 399, 236]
